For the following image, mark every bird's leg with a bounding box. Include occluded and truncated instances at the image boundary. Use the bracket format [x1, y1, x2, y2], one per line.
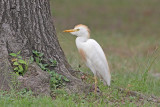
[94, 76, 97, 94]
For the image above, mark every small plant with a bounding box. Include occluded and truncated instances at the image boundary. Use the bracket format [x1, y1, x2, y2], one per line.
[49, 71, 69, 89]
[9, 51, 29, 75]
[32, 50, 44, 64]
[50, 59, 57, 67]
[32, 50, 69, 89]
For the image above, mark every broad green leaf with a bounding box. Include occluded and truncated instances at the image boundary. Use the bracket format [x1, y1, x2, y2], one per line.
[30, 56, 34, 63]
[50, 59, 57, 65]
[58, 75, 62, 80]
[16, 72, 19, 75]
[43, 64, 49, 67]
[38, 63, 43, 67]
[17, 51, 21, 55]
[17, 56, 22, 59]
[49, 59, 54, 62]
[18, 59, 26, 64]
[50, 64, 56, 67]
[39, 53, 44, 57]
[63, 77, 70, 82]
[35, 57, 40, 64]
[18, 65, 23, 72]
[9, 53, 17, 57]
[11, 58, 17, 62]
[38, 63, 46, 70]
[14, 67, 18, 71]
[32, 50, 37, 54]
[13, 62, 19, 65]
[32, 50, 38, 56]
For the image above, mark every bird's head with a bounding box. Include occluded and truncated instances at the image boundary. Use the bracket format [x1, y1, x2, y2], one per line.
[63, 24, 90, 38]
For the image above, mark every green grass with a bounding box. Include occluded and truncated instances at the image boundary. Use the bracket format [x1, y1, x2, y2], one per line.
[1, 0, 160, 106]
[0, 88, 158, 107]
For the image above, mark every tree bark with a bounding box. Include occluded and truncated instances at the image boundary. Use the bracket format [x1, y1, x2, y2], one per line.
[0, 0, 88, 94]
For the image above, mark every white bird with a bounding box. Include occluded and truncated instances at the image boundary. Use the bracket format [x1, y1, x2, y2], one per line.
[63, 24, 111, 92]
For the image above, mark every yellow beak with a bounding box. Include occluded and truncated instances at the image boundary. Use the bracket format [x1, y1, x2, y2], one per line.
[63, 29, 79, 32]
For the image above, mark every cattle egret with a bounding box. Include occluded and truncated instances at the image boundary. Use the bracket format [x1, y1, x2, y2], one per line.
[63, 24, 111, 93]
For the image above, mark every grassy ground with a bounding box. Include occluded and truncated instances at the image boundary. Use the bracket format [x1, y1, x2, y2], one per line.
[1, 0, 160, 106]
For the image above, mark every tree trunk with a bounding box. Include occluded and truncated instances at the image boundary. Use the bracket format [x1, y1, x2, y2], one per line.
[0, 0, 88, 95]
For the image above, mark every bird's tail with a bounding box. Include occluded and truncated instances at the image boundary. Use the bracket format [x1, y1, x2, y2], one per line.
[103, 70, 111, 86]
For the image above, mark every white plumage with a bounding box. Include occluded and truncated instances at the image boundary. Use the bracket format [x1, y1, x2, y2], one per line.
[63, 24, 111, 92]
[76, 38, 111, 86]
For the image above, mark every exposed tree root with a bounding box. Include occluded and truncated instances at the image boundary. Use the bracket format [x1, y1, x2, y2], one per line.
[117, 88, 160, 104]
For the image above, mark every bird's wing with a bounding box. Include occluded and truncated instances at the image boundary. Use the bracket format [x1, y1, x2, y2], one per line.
[79, 39, 111, 86]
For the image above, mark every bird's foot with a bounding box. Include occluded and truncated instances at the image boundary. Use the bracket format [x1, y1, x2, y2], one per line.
[90, 84, 100, 93]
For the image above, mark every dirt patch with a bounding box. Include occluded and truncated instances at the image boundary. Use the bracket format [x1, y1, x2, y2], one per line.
[18, 63, 51, 96]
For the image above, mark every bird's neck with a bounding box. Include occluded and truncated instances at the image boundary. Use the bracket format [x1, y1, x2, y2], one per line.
[76, 37, 89, 42]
